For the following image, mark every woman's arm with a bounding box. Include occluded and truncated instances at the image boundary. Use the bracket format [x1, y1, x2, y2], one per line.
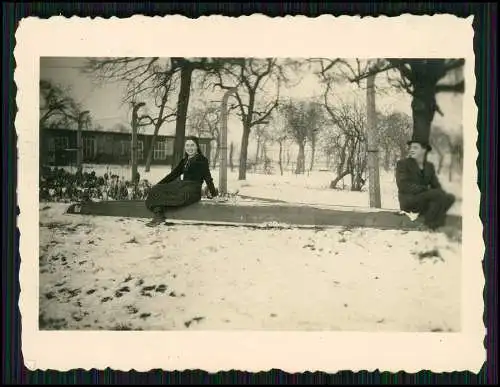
[202, 158, 218, 197]
[157, 159, 183, 185]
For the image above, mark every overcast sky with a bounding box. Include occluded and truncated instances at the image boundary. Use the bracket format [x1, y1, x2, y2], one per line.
[40, 57, 464, 150]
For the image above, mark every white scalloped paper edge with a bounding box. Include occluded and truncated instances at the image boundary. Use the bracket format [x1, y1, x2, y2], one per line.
[14, 14, 485, 373]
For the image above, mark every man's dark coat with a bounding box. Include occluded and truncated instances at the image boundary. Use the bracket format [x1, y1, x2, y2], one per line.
[395, 157, 442, 212]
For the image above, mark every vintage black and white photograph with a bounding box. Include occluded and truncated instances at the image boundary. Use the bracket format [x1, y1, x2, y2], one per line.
[17, 15, 484, 372]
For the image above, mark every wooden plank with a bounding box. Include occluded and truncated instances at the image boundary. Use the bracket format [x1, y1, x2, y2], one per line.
[66, 200, 462, 231]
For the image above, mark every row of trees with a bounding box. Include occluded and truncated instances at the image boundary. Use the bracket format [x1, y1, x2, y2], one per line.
[41, 57, 465, 190]
[184, 91, 463, 193]
[40, 79, 92, 131]
[39, 79, 94, 175]
[79, 57, 464, 181]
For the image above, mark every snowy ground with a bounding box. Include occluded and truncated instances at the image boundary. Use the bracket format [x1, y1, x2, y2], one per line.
[39, 200, 462, 332]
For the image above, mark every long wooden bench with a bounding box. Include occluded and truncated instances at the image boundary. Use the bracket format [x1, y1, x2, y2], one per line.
[65, 199, 462, 232]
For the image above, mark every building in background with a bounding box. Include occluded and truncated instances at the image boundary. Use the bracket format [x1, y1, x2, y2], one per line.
[40, 125, 213, 168]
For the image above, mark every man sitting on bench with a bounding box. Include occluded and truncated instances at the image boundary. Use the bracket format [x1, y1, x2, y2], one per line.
[395, 138, 456, 230]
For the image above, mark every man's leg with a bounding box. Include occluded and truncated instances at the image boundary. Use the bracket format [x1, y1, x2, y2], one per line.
[444, 193, 456, 212]
[420, 189, 454, 229]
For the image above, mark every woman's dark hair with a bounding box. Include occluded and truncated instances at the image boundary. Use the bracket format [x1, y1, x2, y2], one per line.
[184, 136, 203, 157]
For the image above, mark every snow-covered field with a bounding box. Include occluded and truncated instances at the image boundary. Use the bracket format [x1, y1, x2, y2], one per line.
[39, 198, 462, 332]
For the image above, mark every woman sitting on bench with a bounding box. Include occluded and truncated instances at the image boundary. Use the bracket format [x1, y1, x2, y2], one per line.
[145, 136, 219, 227]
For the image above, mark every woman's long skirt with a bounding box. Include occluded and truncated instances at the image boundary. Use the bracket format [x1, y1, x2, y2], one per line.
[145, 179, 202, 213]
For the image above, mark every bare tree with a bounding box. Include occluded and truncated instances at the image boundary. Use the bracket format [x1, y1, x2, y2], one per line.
[307, 102, 324, 172]
[39, 79, 82, 128]
[83, 57, 244, 167]
[251, 123, 273, 168]
[229, 142, 235, 172]
[266, 110, 288, 176]
[281, 99, 324, 175]
[312, 63, 369, 190]
[429, 125, 463, 181]
[187, 103, 221, 168]
[206, 58, 287, 180]
[338, 58, 465, 142]
[429, 125, 452, 174]
[377, 111, 413, 170]
[141, 78, 178, 171]
[83, 58, 178, 165]
[448, 130, 463, 182]
[321, 97, 368, 191]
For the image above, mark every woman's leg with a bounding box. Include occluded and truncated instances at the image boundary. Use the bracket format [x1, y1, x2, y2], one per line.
[146, 206, 166, 227]
[145, 181, 202, 227]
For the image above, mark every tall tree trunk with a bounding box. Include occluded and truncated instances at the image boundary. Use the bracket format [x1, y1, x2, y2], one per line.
[309, 141, 316, 172]
[238, 121, 251, 180]
[331, 140, 349, 186]
[295, 142, 305, 174]
[383, 148, 391, 171]
[172, 65, 193, 167]
[330, 170, 350, 189]
[255, 138, 260, 166]
[448, 154, 454, 182]
[144, 87, 169, 172]
[229, 142, 234, 172]
[238, 92, 256, 180]
[144, 118, 166, 173]
[212, 137, 220, 169]
[278, 140, 283, 176]
[411, 84, 437, 142]
[437, 153, 444, 174]
[351, 172, 364, 191]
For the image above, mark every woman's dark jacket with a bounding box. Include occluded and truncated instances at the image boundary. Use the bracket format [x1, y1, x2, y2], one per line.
[157, 153, 218, 196]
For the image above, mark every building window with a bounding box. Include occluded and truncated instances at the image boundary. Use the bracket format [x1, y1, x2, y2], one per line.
[154, 140, 167, 160]
[54, 136, 69, 150]
[48, 138, 56, 152]
[83, 137, 97, 159]
[166, 138, 174, 156]
[47, 138, 56, 164]
[137, 140, 144, 160]
[199, 143, 207, 155]
[120, 140, 130, 155]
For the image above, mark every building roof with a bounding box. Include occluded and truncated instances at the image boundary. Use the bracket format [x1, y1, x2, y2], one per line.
[46, 124, 213, 139]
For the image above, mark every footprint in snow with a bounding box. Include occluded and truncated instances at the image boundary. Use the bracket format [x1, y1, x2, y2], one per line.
[123, 275, 133, 283]
[127, 306, 139, 314]
[142, 285, 156, 292]
[184, 317, 205, 328]
[44, 292, 56, 300]
[155, 284, 167, 293]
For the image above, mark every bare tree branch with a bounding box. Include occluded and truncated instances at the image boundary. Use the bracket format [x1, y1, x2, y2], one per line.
[435, 81, 465, 93]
